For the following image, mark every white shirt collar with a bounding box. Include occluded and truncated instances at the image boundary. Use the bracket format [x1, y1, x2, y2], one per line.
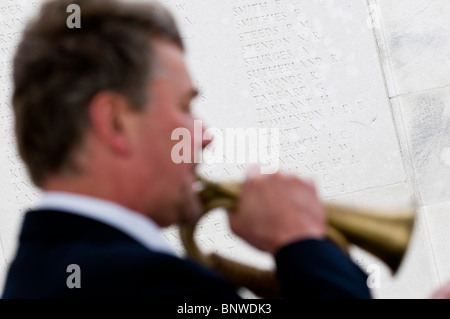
[37, 191, 175, 256]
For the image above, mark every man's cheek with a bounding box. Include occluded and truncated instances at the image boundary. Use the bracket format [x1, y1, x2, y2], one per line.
[169, 120, 203, 164]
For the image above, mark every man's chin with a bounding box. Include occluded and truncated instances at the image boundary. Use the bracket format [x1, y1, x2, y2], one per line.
[175, 182, 202, 225]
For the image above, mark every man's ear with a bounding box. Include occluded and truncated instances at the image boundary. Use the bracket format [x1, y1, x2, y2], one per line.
[88, 91, 134, 156]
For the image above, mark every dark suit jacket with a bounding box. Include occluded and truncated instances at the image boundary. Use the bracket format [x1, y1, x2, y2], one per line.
[2, 210, 371, 299]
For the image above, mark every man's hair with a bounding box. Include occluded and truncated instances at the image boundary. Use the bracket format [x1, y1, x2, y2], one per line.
[13, 0, 183, 186]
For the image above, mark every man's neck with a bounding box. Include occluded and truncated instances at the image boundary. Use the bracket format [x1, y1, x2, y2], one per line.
[42, 172, 139, 216]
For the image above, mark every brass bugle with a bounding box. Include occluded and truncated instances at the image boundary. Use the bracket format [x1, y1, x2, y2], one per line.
[179, 174, 416, 298]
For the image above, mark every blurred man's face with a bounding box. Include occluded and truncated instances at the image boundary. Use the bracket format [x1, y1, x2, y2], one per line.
[130, 39, 210, 227]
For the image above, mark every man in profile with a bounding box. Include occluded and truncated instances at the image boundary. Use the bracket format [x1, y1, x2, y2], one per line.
[2, 0, 371, 299]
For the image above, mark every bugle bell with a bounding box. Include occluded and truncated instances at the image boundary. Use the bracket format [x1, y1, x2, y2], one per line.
[179, 174, 416, 298]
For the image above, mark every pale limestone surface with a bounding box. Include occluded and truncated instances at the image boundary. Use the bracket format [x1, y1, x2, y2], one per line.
[0, 0, 449, 299]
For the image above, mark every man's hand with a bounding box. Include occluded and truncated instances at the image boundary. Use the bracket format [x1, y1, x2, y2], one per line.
[228, 170, 326, 255]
